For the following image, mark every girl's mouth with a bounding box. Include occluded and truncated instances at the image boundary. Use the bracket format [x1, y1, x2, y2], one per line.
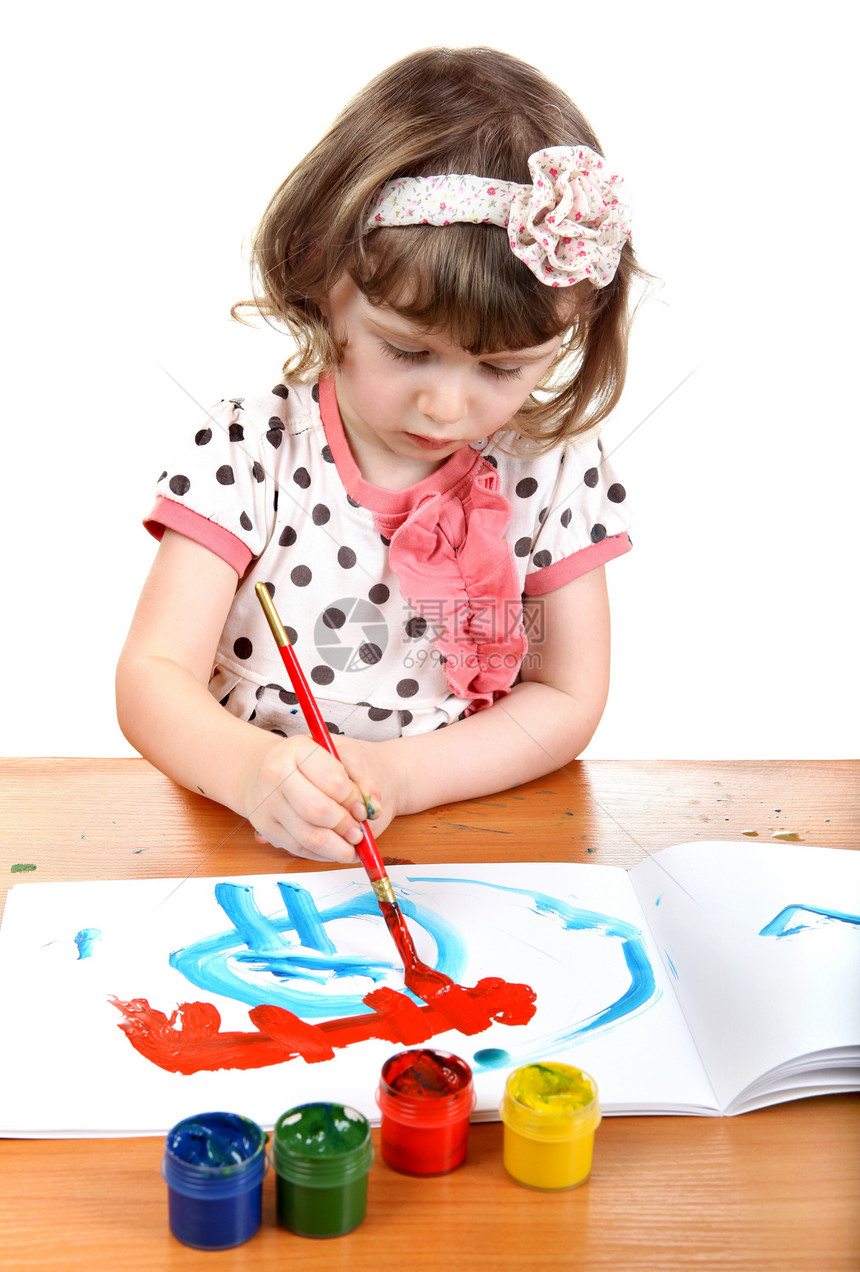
[406, 433, 455, 451]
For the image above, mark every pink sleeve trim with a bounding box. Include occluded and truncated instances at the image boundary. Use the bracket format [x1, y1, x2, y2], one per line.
[144, 497, 253, 576]
[523, 533, 632, 596]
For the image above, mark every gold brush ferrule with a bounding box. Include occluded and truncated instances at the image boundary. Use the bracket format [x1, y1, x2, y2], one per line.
[371, 877, 396, 905]
[255, 581, 290, 647]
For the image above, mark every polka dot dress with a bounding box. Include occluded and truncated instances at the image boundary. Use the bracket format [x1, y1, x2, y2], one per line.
[145, 375, 631, 741]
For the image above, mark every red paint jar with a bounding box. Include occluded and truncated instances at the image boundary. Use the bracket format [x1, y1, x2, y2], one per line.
[376, 1049, 475, 1176]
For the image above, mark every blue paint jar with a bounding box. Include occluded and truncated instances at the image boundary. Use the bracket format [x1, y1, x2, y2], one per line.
[162, 1111, 268, 1250]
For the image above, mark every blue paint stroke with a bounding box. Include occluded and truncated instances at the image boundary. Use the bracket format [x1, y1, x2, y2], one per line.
[170, 883, 467, 1017]
[759, 904, 860, 939]
[277, 881, 336, 954]
[74, 928, 102, 959]
[407, 876, 659, 1068]
[665, 951, 679, 980]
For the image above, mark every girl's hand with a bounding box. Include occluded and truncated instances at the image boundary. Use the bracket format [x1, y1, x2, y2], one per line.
[243, 733, 384, 863]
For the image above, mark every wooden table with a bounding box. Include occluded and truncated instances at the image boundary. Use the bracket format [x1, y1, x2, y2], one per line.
[1, 758, 858, 1271]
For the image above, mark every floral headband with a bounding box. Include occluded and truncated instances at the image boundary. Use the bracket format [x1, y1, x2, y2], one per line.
[366, 145, 631, 289]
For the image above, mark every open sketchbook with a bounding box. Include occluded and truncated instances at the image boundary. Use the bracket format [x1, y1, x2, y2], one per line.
[0, 841, 856, 1137]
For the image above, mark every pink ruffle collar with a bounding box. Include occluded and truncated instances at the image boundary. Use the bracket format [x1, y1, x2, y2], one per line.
[318, 375, 527, 712]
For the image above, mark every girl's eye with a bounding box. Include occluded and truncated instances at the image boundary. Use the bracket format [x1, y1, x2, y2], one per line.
[481, 363, 523, 381]
[380, 341, 523, 381]
[380, 341, 428, 364]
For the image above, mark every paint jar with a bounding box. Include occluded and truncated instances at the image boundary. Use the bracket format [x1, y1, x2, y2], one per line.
[273, 1103, 374, 1238]
[377, 1048, 475, 1175]
[162, 1111, 268, 1250]
[500, 1063, 601, 1191]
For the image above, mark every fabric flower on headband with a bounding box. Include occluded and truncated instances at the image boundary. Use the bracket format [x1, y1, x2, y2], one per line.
[365, 145, 631, 289]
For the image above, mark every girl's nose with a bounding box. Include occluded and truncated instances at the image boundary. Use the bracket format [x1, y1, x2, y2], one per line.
[417, 375, 468, 426]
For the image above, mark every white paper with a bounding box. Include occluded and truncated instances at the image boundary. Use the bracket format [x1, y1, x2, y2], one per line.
[1, 846, 856, 1137]
[631, 842, 860, 1113]
[0, 862, 713, 1137]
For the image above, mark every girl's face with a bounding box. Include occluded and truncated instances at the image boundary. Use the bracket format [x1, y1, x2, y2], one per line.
[320, 277, 564, 475]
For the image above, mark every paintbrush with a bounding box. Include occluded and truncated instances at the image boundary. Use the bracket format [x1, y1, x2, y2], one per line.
[254, 582, 451, 998]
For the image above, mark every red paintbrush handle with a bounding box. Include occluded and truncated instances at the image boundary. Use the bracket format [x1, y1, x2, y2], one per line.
[275, 642, 388, 883]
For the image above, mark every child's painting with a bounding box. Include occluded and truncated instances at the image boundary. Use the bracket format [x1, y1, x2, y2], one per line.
[3, 846, 855, 1135]
[0, 862, 712, 1135]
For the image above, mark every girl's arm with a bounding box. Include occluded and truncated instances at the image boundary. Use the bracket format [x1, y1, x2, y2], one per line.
[115, 530, 376, 862]
[337, 566, 611, 818]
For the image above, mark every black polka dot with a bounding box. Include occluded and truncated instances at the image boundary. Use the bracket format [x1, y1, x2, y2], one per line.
[322, 445, 334, 463]
[515, 478, 538, 498]
[607, 483, 626, 503]
[252, 461, 264, 482]
[337, 546, 356, 569]
[591, 524, 607, 543]
[396, 679, 419, 698]
[312, 503, 331, 525]
[240, 511, 252, 531]
[399, 710, 413, 727]
[266, 427, 283, 449]
[157, 470, 167, 482]
[219, 692, 231, 706]
[359, 643, 383, 665]
[560, 508, 572, 528]
[347, 494, 361, 508]
[279, 688, 299, 705]
[597, 437, 604, 452]
[311, 383, 320, 402]
[279, 526, 297, 547]
[325, 721, 340, 735]
[285, 626, 298, 645]
[260, 582, 274, 600]
[368, 707, 392, 721]
[291, 565, 312, 586]
[483, 454, 498, 469]
[538, 506, 548, 523]
[233, 636, 253, 659]
[533, 550, 552, 568]
[273, 490, 279, 512]
[380, 533, 391, 546]
[369, 584, 390, 605]
[311, 665, 335, 686]
[228, 423, 244, 442]
[584, 468, 599, 488]
[272, 384, 289, 399]
[293, 467, 311, 489]
[323, 607, 346, 629]
[216, 465, 235, 485]
[169, 474, 190, 496]
[195, 428, 212, 446]
[405, 615, 427, 638]
[514, 536, 532, 557]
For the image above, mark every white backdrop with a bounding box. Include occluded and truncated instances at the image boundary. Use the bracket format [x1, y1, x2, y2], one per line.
[2, 1, 857, 758]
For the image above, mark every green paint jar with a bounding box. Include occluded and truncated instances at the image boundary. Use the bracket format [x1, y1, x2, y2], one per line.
[273, 1103, 374, 1238]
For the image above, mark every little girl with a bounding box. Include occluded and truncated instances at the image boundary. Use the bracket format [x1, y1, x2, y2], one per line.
[116, 47, 644, 865]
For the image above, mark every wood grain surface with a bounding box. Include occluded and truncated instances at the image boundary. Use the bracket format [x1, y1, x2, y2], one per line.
[1, 758, 858, 1271]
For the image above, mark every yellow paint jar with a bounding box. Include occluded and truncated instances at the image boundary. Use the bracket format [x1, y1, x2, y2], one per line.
[499, 1063, 601, 1191]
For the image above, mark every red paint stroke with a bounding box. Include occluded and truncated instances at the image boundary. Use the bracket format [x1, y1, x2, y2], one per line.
[110, 977, 536, 1076]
